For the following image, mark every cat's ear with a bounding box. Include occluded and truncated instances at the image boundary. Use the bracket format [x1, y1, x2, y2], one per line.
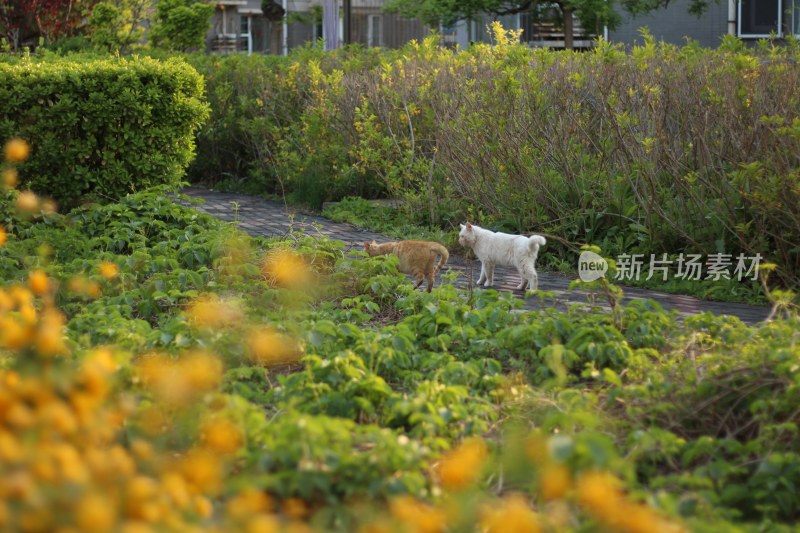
[363, 241, 370, 249]
[466, 222, 473, 230]
[459, 223, 465, 230]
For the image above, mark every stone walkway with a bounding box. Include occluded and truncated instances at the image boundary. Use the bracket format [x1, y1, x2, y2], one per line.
[178, 187, 772, 325]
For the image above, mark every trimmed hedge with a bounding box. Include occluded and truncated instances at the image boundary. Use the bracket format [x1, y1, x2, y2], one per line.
[0, 56, 209, 207]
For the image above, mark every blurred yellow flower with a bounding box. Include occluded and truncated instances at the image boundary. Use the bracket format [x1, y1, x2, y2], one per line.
[75, 492, 117, 533]
[200, 416, 243, 455]
[15, 190, 39, 212]
[281, 497, 309, 519]
[539, 463, 571, 501]
[2, 168, 18, 188]
[4, 138, 30, 162]
[0, 226, 6, 247]
[186, 294, 243, 329]
[261, 248, 312, 289]
[180, 449, 222, 494]
[436, 437, 487, 490]
[227, 488, 273, 519]
[481, 494, 541, 533]
[389, 495, 446, 533]
[245, 514, 281, 533]
[28, 269, 50, 295]
[576, 470, 622, 513]
[247, 327, 302, 367]
[99, 261, 119, 280]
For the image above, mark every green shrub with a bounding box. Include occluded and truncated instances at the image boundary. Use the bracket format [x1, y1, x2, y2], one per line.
[0, 56, 209, 208]
[185, 33, 799, 289]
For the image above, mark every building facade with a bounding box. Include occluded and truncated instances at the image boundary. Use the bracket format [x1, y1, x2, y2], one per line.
[207, 0, 800, 55]
[610, 0, 800, 48]
[207, 0, 429, 55]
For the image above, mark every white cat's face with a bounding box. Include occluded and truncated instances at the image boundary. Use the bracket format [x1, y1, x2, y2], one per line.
[458, 223, 476, 247]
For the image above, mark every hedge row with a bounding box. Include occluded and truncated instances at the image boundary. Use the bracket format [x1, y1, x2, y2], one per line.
[185, 32, 800, 289]
[0, 55, 209, 207]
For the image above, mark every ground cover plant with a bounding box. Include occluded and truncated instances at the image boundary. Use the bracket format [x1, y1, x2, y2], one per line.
[2, 139, 799, 532]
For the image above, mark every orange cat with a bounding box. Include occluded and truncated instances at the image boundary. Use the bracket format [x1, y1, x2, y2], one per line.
[363, 240, 449, 292]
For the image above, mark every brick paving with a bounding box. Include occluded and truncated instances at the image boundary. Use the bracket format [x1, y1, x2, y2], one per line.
[178, 187, 772, 325]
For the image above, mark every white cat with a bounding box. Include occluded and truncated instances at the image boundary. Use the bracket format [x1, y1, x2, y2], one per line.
[458, 223, 546, 292]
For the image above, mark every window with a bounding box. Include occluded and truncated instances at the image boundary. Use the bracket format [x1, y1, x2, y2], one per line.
[794, 0, 800, 35]
[367, 14, 382, 47]
[738, 0, 781, 37]
[239, 15, 252, 54]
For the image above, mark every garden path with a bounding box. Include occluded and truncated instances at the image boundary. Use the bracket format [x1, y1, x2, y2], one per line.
[179, 187, 771, 325]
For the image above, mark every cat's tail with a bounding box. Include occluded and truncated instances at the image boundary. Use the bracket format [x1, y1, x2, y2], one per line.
[528, 235, 546, 251]
[433, 243, 449, 274]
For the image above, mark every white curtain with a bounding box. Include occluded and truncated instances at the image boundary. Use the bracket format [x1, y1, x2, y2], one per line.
[322, 0, 339, 50]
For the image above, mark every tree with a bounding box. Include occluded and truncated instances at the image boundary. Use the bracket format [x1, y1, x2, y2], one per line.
[149, 0, 213, 52]
[384, 0, 718, 49]
[87, 0, 151, 52]
[1, 0, 99, 49]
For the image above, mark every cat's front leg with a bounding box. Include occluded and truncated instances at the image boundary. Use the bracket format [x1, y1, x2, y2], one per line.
[477, 262, 487, 286]
[485, 263, 495, 287]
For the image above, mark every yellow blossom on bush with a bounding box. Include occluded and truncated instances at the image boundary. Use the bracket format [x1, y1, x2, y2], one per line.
[35, 308, 69, 357]
[245, 514, 281, 533]
[200, 416, 243, 455]
[99, 261, 120, 280]
[226, 488, 274, 519]
[15, 190, 39, 212]
[436, 437, 488, 490]
[261, 248, 312, 289]
[76, 492, 117, 532]
[186, 294, 243, 329]
[481, 494, 541, 533]
[28, 269, 50, 295]
[4, 138, 30, 162]
[247, 327, 302, 367]
[136, 351, 221, 406]
[389, 495, 447, 533]
[0, 226, 6, 247]
[538, 462, 571, 501]
[2, 168, 18, 188]
[179, 449, 222, 494]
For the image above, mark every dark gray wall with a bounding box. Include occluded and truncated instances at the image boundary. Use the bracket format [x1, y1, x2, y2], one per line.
[608, 0, 730, 48]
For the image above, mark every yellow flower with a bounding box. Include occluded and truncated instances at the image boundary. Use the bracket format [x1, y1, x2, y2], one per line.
[200, 416, 243, 455]
[193, 495, 213, 518]
[99, 261, 119, 280]
[0, 226, 6, 247]
[436, 437, 488, 490]
[36, 308, 69, 357]
[87, 281, 102, 299]
[389, 496, 446, 533]
[162, 472, 191, 508]
[15, 190, 39, 212]
[2, 168, 18, 188]
[261, 248, 312, 289]
[245, 514, 281, 533]
[4, 138, 30, 162]
[539, 463, 571, 501]
[179, 449, 222, 494]
[28, 269, 50, 295]
[481, 494, 541, 533]
[186, 294, 243, 329]
[281, 497, 308, 519]
[75, 492, 117, 533]
[576, 470, 622, 514]
[227, 488, 273, 519]
[247, 327, 302, 367]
